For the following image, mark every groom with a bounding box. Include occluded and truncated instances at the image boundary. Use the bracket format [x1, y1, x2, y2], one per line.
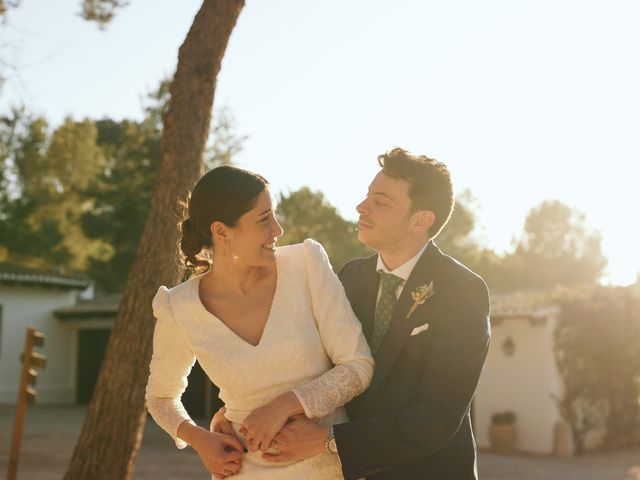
[218, 147, 491, 479]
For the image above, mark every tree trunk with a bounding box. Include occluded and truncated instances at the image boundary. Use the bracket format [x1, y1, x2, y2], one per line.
[64, 1, 244, 478]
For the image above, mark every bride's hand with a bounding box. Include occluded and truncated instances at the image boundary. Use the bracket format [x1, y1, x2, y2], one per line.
[211, 406, 243, 444]
[241, 391, 304, 452]
[196, 430, 245, 479]
[179, 421, 245, 478]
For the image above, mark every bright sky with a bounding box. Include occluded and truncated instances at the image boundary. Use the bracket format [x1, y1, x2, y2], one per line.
[2, 0, 639, 285]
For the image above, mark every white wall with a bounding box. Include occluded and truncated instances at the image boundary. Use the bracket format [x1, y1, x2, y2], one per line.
[474, 315, 563, 454]
[0, 285, 79, 404]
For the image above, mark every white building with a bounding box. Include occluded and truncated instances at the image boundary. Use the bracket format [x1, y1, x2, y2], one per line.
[0, 263, 217, 416]
[474, 292, 565, 455]
[0, 263, 92, 404]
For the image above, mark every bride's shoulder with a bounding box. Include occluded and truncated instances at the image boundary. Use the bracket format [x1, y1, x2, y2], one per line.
[277, 238, 328, 259]
[276, 238, 331, 272]
[152, 276, 198, 317]
[156, 275, 198, 296]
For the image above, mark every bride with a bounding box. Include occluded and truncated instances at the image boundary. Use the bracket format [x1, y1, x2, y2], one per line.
[145, 165, 373, 479]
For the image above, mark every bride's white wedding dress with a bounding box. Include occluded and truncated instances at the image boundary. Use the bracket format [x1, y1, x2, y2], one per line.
[146, 239, 374, 479]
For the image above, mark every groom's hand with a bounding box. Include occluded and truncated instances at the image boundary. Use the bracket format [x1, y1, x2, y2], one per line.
[261, 415, 329, 463]
[211, 407, 232, 434]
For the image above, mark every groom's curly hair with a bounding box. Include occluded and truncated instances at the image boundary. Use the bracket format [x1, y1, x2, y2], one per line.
[378, 147, 454, 239]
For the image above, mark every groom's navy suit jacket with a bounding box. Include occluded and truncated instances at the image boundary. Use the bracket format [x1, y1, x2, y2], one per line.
[334, 241, 490, 480]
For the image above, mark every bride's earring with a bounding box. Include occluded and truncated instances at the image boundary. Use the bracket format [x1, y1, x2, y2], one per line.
[224, 239, 239, 262]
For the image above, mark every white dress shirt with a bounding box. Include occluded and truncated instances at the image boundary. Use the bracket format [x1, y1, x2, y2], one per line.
[376, 241, 429, 301]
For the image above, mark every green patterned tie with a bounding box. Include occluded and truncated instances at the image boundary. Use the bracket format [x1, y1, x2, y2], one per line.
[370, 272, 404, 354]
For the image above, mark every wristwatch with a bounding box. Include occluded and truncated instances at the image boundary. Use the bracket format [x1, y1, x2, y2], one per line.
[325, 426, 338, 454]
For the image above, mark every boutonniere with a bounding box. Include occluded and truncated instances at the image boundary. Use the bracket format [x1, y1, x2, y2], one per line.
[406, 281, 435, 319]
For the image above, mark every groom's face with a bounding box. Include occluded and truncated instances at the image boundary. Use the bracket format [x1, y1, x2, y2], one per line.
[356, 171, 413, 250]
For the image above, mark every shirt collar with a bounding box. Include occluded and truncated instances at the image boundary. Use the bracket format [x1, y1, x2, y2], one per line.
[376, 241, 429, 282]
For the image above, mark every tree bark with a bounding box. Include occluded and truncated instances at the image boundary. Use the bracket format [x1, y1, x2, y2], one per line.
[64, 1, 244, 478]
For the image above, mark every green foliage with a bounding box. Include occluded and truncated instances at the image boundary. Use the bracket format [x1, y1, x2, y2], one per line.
[80, 88, 245, 291]
[81, 0, 129, 27]
[12, 116, 49, 197]
[2, 0, 127, 27]
[0, 108, 76, 266]
[555, 286, 640, 450]
[0, 106, 26, 192]
[500, 201, 606, 289]
[0, 79, 247, 291]
[43, 118, 104, 192]
[0, 92, 610, 295]
[0, 197, 70, 264]
[435, 191, 507, 287]
[27, 117, 109, 270]
[435, 198, 607, 291]
[142, 78, 170, 133]
[0, 0, 19, 18]
[491, 411, 516, 425]
[276, 187, 371, 271]
[0, 63, 155, 279]
[80, 117, 161, 291]
[436, 193, 477, 255]
[205, 106, 247, 170]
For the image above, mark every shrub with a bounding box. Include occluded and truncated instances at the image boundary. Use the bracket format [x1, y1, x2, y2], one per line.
[491, 411, 517, 425]
[554, 286, 640, 451]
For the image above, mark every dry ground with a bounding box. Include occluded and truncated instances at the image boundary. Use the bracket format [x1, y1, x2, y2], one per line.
[1, 405, 639, 479]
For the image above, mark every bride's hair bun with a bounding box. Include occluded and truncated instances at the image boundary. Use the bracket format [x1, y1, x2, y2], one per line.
[179, 217, 210, 271]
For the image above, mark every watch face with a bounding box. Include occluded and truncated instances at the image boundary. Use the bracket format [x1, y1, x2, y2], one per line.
[329, 438, 338, 454]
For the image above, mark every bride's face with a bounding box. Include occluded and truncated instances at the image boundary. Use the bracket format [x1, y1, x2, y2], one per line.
[224, 189, 284, 267]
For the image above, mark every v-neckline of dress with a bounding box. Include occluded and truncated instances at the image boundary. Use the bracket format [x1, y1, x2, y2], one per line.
[192, 254, 281, 348]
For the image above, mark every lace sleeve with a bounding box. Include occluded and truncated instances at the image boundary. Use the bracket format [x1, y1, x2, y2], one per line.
[145, 286, 197, 449]
[292, 364, 366, 418]
[292, 239, 374, 418]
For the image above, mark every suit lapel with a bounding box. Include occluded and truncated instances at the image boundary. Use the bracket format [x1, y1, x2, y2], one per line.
[367, 242, 439, 397]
